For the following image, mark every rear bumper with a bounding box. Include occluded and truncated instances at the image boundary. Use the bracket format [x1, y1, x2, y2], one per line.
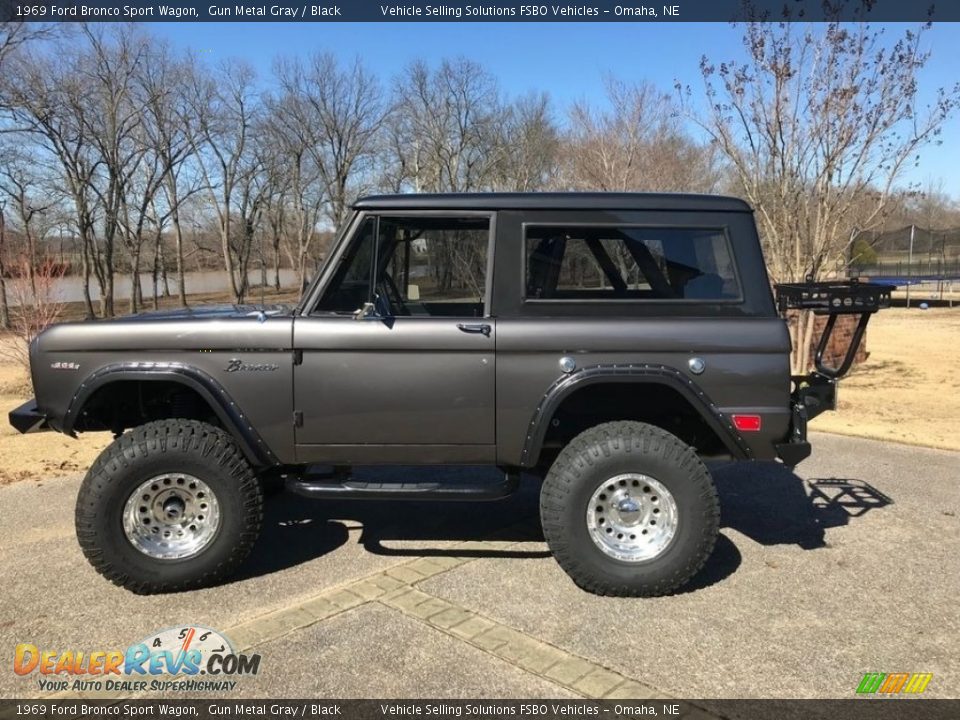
[773, 399, 813, 467]
[8, 399, 49, 434]
[775, 440, 812, 466]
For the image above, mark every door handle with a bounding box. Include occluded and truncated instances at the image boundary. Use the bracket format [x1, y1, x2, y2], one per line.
[457, 323, 492, 337]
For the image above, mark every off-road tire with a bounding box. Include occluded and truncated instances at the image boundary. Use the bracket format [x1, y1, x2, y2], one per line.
[540, 421, 719, 597]
[75, 419, 263, 594]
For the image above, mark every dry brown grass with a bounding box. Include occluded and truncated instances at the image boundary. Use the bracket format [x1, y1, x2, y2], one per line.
[0, 361, 112, 486]
[811, 306, 960, 451]
[0, 298, 956, 485]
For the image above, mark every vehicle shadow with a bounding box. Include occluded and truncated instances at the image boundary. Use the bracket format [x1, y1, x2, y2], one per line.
[236, 467, 551, 580]
[236, 461, 892, 591]
[713, 461, 893, 550]
[234, 510, 351, 580]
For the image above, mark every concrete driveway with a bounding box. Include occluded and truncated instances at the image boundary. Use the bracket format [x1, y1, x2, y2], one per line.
[0, 432, 957, 706]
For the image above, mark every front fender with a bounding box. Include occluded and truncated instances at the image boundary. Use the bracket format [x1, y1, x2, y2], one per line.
[62, 362, 279, 468]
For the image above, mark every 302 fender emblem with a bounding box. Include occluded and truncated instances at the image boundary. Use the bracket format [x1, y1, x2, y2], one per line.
[225, 358, 279, 372]
[50, 362, 80, 371]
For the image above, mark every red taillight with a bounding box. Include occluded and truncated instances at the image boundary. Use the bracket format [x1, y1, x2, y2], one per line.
[732, 414, 762, 432]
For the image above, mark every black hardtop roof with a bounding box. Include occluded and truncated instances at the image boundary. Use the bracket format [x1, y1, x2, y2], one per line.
[353, 192, 752, 213]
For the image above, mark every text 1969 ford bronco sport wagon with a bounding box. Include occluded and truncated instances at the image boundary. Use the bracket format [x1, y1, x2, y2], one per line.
[9, 193, 891, 596]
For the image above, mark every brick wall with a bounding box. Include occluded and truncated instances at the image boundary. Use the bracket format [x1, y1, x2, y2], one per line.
[787, 312, 869, 371]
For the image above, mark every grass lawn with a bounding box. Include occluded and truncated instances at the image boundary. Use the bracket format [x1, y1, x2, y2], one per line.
[810, 306, 960, 452]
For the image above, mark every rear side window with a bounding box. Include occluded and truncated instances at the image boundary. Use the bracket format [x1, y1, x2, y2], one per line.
[524, 225, 740, 301]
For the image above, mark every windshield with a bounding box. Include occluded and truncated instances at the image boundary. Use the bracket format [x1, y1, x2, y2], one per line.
[295, 211, 359, 315]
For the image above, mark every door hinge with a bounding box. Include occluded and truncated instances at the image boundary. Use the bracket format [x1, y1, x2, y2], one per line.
[293, 349, 303, 366]
[293, 410, 303, 428]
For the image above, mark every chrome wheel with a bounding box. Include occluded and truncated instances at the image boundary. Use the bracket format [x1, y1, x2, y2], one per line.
[586, 473, 678, 562]
[122, 474, 221, 560]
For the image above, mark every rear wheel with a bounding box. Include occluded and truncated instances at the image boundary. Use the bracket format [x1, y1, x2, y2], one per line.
[540, 421, 719, 596]
[75, 420, 263, 594]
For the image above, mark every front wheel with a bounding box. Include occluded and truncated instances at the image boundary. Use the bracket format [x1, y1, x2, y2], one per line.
[540, 421, 719, 597]
[75, 420, 263, 594]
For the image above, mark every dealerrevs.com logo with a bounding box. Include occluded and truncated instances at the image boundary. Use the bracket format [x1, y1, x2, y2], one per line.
[14, 626, 261, 693]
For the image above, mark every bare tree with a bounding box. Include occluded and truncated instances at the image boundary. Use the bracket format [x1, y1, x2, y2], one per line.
[0, 253, 65, 374]
[565, 77, 719, 193]
[495, 92, 560, 191]
[688, 19, 959, 372]
[260, 53, 385, 286]
[0, 22, 58, 74]
[139, 42, 200, 306]
[0, 142, 58, 299]
[387, 58, 505, 193]
[187, 60, 261, 302]
[259, 148, 291, 291]
[911, 180, 960, 231]
[118, 153, 165, 313]
[80, 25, 160, 317]
[306, 54, 384, 228]
[263, 68, 327, 288]
[232, 151, 267, 304]
[0, 204, 9, 329]
[2, 42, 101, 319]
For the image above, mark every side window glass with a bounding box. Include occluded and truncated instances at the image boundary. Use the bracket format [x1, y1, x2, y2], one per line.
[314, 219, 375, 314]
[525, 225, 740, 301]
[376, 216, 490, 318]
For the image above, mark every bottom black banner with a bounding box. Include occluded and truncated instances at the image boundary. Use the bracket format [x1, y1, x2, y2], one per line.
[1, 699, 958, 720]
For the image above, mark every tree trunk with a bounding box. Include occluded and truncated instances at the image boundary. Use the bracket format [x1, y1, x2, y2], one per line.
[129, 246, 142, 315]
[101, 234, 115, 318]
[25, 226, 37, 301]
[298, 248, 307, 292]
[80, 232, 95, 320]
[166, 176, 188, 307]
[221, 223, 238, 299]
[0, 273, 9, 331]
[135, 271, 143, 308]
[152, 227, 162, 310]
[159, 240, 170, 297]
[173, 219, 187, 306]
[0, 210, 10, 330]
[789, 309, 817, 375]
[102, 275, 114, 318]
[273, 236, 281, 291]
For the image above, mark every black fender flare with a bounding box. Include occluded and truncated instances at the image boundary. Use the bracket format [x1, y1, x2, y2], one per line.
[62, 362, 278, 468]
[519, 363, 753, 466]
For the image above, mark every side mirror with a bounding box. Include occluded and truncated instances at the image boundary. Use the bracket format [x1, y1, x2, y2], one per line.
[353, 302, 377, 321]
[353, 293, 391, 321]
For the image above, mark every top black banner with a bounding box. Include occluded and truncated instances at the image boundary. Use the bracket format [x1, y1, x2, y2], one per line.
[0, 0, 952, 23]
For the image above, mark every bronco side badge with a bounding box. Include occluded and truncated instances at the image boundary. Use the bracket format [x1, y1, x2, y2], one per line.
[225, 358, 279, 372]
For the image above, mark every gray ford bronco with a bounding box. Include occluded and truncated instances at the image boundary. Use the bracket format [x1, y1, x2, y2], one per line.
[9, 193, 891, 596]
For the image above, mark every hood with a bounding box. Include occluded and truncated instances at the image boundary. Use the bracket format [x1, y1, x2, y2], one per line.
[111, 303, 293, 321]
[35, 303, 294, 354]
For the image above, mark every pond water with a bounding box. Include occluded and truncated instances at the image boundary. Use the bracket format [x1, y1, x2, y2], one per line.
[4, 268, 300, 307]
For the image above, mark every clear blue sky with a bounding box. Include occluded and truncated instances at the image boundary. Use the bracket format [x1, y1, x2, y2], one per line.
[150, 22, 960, 198]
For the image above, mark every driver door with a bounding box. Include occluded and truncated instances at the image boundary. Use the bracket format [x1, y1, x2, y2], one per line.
[292, 212, 496, 464]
